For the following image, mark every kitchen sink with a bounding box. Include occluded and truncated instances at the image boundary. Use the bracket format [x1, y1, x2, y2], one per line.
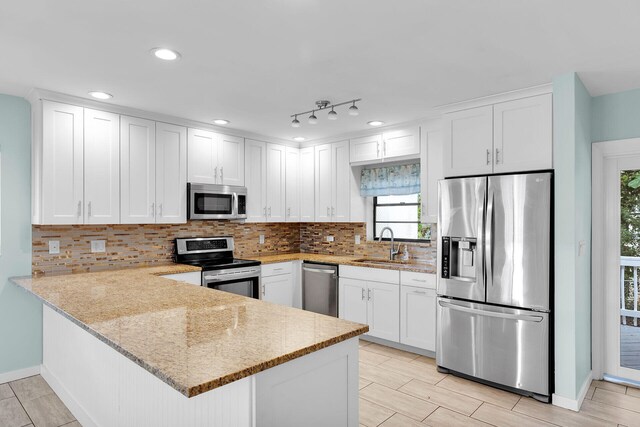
[351, 258, 410, 266]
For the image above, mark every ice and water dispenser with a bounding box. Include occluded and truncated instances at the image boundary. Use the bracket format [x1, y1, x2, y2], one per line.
[441, 236, 477, 280]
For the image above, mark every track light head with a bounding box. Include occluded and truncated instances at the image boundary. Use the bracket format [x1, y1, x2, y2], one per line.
[328, 107, 338, 120]
[291, 115, 301, 128]
[348, 102, 359, 116]
[308, 111, 318, 125]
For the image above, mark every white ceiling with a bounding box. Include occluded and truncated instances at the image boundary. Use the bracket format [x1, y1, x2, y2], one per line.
[1, 0, 639, 142]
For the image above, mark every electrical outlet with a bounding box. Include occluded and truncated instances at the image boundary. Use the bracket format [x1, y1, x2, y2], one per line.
[326, 236, 335, 242]
[259, 235, 265, 244]
[355, 235, 361, 245]
[91, 240, 106, 253]
[49, 240, 60, 255]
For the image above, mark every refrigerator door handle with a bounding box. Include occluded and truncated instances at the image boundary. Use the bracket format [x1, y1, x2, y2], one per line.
[485, 191, 494, 290]
[438, 300, 544, 323]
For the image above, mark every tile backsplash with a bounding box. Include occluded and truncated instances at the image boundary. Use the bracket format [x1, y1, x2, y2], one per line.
[33, 222, 436, 276]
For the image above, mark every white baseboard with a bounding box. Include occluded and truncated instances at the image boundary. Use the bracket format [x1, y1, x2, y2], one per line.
[553, 371, 592, 412]
[40, 365, 97, 427]
[0, 365, 41, 384]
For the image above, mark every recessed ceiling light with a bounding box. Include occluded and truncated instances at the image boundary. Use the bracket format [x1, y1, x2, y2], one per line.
[88, 91, 113, 100]
[293, 137, 306, 142]
[150, 48, 181, 61]
[368, 120, 385, 127]
[213, 119, 230, 125]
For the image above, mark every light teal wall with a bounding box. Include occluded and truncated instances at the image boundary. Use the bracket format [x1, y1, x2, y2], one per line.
[592, 88, 640, 142]
[0, 94, 41, 374]
[552, 72, 592, 400]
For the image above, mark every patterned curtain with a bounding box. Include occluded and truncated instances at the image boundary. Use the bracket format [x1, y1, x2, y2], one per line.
[360, 163, 420, 197]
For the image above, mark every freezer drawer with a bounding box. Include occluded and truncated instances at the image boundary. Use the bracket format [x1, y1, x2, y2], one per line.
[436, 297, 549, 396]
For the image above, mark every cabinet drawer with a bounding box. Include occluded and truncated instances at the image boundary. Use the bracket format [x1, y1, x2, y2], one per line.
[261, 262, 293, 277]
[400, 271, 436, 289]
[340, 265, 399, 284]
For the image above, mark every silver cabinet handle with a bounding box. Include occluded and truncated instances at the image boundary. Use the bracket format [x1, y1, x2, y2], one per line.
[151, 203, 155, 217]
[377, 142, 380, 158]
[486, 149, 491, 165]
[438, 300, 544, 322]
[268, 206, 271, 217]
[263, 207, 267, 217]
[262, 284, 266, 296]
[331, 207, 335, 216]
[214, 166, 218, 183]
[411, 278, 427, 283]
[87, 201, 92, 217]
[287, 207, 291, 217]
[412, 290, 427, 295]
[273, 268, 283, 272]
[367, 289, 372, 301]
[77, 201, 82, 217]
[361, 288, 365, 300]
[327, 206, 330, 216]
[495, 148, 501, 164]
[220, 166, 224, 183]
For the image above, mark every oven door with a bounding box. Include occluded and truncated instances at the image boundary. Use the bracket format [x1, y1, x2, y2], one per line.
[188, 184, 237, 220]
[203, 269, 260, 299]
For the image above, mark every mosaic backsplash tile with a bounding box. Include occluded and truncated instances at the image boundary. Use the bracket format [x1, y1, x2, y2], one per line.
[33, 222, 437, 276]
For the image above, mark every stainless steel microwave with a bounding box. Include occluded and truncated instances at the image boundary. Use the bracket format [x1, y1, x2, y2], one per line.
[187, 183, 247, 220]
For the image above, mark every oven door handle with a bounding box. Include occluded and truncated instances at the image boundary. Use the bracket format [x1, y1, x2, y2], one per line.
[204, 272, 260, 282]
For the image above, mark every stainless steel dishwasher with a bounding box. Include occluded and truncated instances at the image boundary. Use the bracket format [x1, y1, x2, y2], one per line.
[302, 262, 338, 317]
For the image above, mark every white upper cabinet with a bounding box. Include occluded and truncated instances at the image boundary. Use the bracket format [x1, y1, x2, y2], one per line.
[421, 123, 443, 224]
[219, 134, 245, 186]
[314, 143, 333, 222]
[349, 135, 382, 164]
[382, 127, 420, 160]
[41, 101, 84, 224]
[155, 122, 187, 224]
[266, 144, 286, 222]
[493, 94, 552, 174]
[245, 139, 267, 222]
[444, 105, 494, 177]
[84, 109, 120, 224]
[121, 116, 156, 224]
[299, 147, 315, 222]
[332, 140, 351, 222]
[187, 128, 218, 184]
[285, 147, 300, 222]
[443, 93, 553, 177]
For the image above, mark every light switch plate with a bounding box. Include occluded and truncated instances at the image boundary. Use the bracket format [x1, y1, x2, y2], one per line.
[326, 236, 335, 242]
[91, 240, 106, 253]
[259, 235, 265, 244]
[355, 235, 361, 245]
[49, 240, 60, 255]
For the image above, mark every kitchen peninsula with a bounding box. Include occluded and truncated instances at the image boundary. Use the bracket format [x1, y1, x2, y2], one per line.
[12, 265, 368, 427]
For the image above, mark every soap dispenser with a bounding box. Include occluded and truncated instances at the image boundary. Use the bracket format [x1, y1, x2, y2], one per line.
[402, 245, 409, 261]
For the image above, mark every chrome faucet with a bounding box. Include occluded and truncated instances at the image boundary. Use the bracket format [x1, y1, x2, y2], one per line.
[378, 227, 399, 260]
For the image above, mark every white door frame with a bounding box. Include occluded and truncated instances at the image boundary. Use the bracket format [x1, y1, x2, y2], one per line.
[592, 138, 640, 380]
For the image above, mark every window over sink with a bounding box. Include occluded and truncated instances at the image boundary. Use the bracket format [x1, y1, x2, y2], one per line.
[373, 194, 431, 242]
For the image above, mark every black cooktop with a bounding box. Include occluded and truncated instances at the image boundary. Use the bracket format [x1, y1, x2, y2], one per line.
[181, 258, 261, 271]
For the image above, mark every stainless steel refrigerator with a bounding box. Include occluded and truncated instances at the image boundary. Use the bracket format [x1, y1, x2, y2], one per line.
[436, 172, 552, 402]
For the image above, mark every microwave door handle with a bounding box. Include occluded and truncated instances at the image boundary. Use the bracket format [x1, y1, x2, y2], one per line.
[232, 193, 237, 217]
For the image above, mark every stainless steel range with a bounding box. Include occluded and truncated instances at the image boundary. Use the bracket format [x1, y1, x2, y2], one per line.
[174, 237, 261, 299]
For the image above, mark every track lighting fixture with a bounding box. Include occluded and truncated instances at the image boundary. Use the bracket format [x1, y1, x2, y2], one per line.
[290, 99, 361, 127]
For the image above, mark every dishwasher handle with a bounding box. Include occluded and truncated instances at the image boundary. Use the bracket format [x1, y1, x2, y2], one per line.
[302, 267, 336, 274]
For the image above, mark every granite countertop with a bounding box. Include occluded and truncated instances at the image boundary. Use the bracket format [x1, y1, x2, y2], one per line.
[251, 253, 436, 274]
[11, 264, 368, 398]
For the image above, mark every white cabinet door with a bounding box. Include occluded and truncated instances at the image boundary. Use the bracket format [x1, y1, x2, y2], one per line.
[350, 134, 381, 164]
[314, 143, 332, 222]
[262, 274, 295, 307]
[443, 106, 493, 177]
[383, 127, 420, 160]
[421, 125, 443, 224]
[42, 101, 84, 224]
[400, 286, 436, 351]
[219, 134, 245, 186]
[83, 109, 120, 224]
[367, 281, 400, 342]
[493, 94, 552, 174]
[266, 144, 286, 222]
[332, 140, 350, 222]
[245, 139, 267, 222]
[187, 128, 218, 184]
[156, 122, 187, 224]
[339, 278, 368, 325]
[285, 147, 300, 222]
[299, 147, 315, 222]
[121, 116, 156, 224]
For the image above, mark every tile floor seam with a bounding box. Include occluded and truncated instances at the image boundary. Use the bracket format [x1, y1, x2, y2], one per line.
[509, 395, 522, 410]
[8, 382, 36, 427]
[376, 411, 397, 426]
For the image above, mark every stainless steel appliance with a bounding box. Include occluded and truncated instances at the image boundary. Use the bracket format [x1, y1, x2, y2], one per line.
[436, 172, 552, 402]
[187, 183, 247, 220]
[302, 262, 338, 317]
[174, 237, 260, 298]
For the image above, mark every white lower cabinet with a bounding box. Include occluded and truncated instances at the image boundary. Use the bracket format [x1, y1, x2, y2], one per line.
[261, 262, 296, 307]
[339, 276, 400, 342]
[400, 286, 436, 351]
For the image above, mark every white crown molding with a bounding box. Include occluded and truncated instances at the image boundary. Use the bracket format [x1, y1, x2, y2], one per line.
[26, 88, 300, 148]
[435, 83, 553, 114]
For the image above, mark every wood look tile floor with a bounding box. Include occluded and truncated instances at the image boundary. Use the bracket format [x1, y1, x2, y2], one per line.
[3, 342, 640, 427]
[358, 339, 640, 427]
